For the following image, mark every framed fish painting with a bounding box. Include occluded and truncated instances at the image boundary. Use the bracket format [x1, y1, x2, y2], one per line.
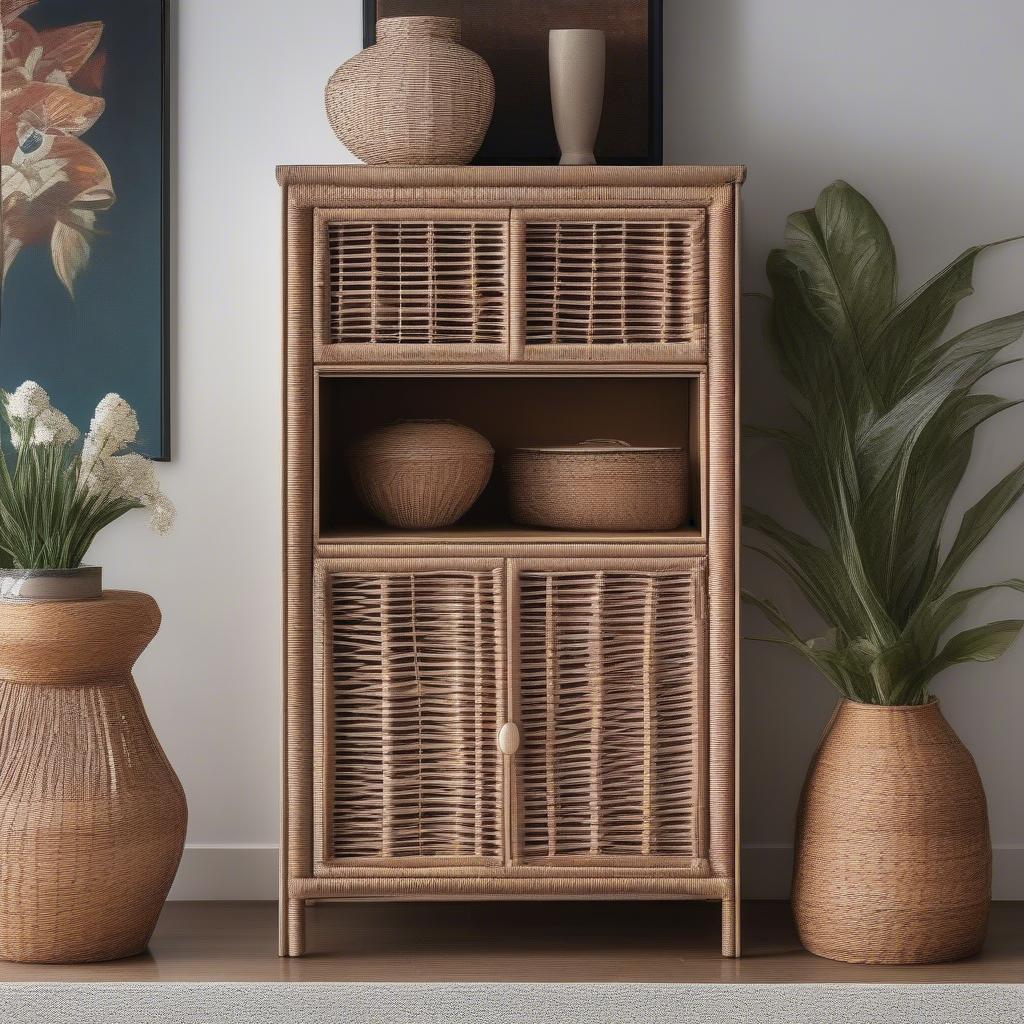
[1, 0, 170, 458]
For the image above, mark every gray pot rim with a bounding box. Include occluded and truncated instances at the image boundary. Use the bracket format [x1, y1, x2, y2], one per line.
[0, 565, 103, 603]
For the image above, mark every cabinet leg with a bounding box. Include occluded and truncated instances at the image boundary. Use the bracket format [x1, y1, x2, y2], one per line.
[721, 895, 737, 957]
[281, 898, 306, 957]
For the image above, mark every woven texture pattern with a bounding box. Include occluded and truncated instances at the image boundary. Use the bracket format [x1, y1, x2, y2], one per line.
[793, 700, 991, 965]
[325, 17, 494, 166]
[517, 569, 702, 860]
[523, 215, 706, 348]
[325, 569, 505, 861]
[280, 168, 741, 958]
[347, 421, 493, 529]
[505, 444, 687, 531]
[325, 218, 507, 347]
[0, 592, 186, 963]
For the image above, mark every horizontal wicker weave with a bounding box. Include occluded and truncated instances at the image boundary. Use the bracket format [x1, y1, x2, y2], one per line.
[324, 568, 505, 862]
[518, 568, 703, 861]
[793, 700, 991, 964]
[504, 442, 687, 532]
[325, 214, 507, 347]
[522, 211, 707, 348]
[0, 592, 186, 963]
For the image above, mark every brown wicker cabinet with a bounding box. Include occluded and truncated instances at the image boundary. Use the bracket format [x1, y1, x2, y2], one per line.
[279, 166, 743, 957]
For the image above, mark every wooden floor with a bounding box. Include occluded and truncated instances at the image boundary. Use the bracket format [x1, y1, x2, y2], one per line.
[0, 901, 1021, 983]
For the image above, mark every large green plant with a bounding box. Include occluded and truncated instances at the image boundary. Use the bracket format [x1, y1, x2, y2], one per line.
[744, 181, 1024, 705]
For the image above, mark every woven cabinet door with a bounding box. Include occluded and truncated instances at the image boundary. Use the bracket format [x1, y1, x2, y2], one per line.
[510, 208, 708, 364]
[510, 558, 708, 868]
[313, 208, 510, 364]
[313, 559, 507, 871]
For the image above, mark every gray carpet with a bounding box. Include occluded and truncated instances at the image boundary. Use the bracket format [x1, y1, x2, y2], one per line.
[1, 982, 1022, 1024]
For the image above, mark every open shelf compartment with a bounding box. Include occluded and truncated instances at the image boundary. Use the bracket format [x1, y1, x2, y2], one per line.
[316, 373, 705, 544]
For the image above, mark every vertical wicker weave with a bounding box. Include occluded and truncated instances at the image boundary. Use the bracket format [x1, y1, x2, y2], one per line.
[279, 165, 743, 958]
[517, 565, 704, 861]
[0, 592, 186, 963]
[322, 566, 505, 863]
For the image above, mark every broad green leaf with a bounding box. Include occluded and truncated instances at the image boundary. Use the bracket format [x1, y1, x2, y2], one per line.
[742, 591, 864, 698]
[871, 238, 1022, 401]
[815, 180, 898, 341]
[878, 394, 1021, 621]
[908, 311, 1024, 392]
[908, 579, 1024, 660]
[921, 619, 1024, 685]
[744, 507, 881, 639]
[933, 460, 1024, 597]
[748, 180, 1024, 704]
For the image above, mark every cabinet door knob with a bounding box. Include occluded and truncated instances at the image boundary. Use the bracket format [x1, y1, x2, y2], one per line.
[497, 721, 520, 756]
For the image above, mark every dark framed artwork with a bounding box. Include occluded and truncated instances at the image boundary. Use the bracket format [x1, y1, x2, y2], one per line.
[363, 0, 663, 166]
[0, 0, 170, 459]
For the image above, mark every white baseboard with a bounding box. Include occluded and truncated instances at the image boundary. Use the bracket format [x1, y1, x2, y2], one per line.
[167, 843, 1024, 901]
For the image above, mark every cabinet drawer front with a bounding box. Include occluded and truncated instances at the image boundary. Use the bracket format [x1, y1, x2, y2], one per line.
[512, 208, 708, 363]
[512, 559, 707, 865]
[314, 208, 510, 363]
[314, 559, 506, 868]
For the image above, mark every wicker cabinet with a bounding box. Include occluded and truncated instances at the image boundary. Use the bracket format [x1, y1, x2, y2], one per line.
[280, 166, 743, 958]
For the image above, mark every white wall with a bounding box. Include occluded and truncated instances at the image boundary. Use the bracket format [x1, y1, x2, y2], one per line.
[94, 0, 1023, 899]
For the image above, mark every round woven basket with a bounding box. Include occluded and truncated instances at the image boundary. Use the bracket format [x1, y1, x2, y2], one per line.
[792, 698, 991, 965]
[503, 440, 687, 531]
[347, 420, 494, 529]
[325, 17, 494, 166]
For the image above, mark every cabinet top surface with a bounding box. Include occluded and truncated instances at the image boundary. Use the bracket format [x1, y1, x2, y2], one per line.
[275, 164, 746, 188]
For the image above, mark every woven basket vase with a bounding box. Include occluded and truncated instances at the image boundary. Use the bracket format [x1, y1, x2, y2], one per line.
[504, 440, 687, 531]
[325, 17, 494, 165]
[0, 591, 187, 963]
[792, 698, 991, 965]
[347, 420, 494, 529]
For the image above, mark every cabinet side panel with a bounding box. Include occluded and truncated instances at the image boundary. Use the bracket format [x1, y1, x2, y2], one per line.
[706, 186, 737, 882]
[285, 200, 314, 888]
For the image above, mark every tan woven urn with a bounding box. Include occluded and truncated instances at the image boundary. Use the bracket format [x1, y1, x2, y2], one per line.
[0, 590, 187, 963]
[325, 17, 494, 165]
[792, 699, 991, 964]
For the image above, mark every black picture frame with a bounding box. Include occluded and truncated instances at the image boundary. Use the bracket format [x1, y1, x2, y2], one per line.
[362, 0, 663, 166]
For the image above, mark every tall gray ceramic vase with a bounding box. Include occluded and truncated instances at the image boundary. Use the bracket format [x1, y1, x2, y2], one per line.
[549, 29, 606, 165]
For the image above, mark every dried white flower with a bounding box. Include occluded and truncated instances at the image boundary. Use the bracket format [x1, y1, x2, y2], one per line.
[84, 393, 139, 460]
[78, 453, 117, 497]
[112, 452, 160, 505]
[148, 495, 176, 536]
[26, 407, 79, 447]
[5, 380, 51, 421]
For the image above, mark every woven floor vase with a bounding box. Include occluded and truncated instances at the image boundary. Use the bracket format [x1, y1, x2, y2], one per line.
[0, 590, 187, 963]
[792, 699, 991, 964]
[326, 17, 494, 165]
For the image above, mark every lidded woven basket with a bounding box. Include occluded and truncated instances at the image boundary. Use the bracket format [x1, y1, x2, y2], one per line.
[347, 420, 494, 529]
[504, 440, 688, 531]
[325, 17, 495, 166]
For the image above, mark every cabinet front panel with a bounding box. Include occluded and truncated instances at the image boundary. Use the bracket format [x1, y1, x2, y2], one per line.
[513, 561, 706, 865]
[314, 208, 510, 363]
[511, 208, 708, 363]
[315, 561, 506, 867]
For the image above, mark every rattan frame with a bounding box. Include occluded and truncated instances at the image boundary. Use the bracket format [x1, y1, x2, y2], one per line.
[280, 166, 742, 959]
